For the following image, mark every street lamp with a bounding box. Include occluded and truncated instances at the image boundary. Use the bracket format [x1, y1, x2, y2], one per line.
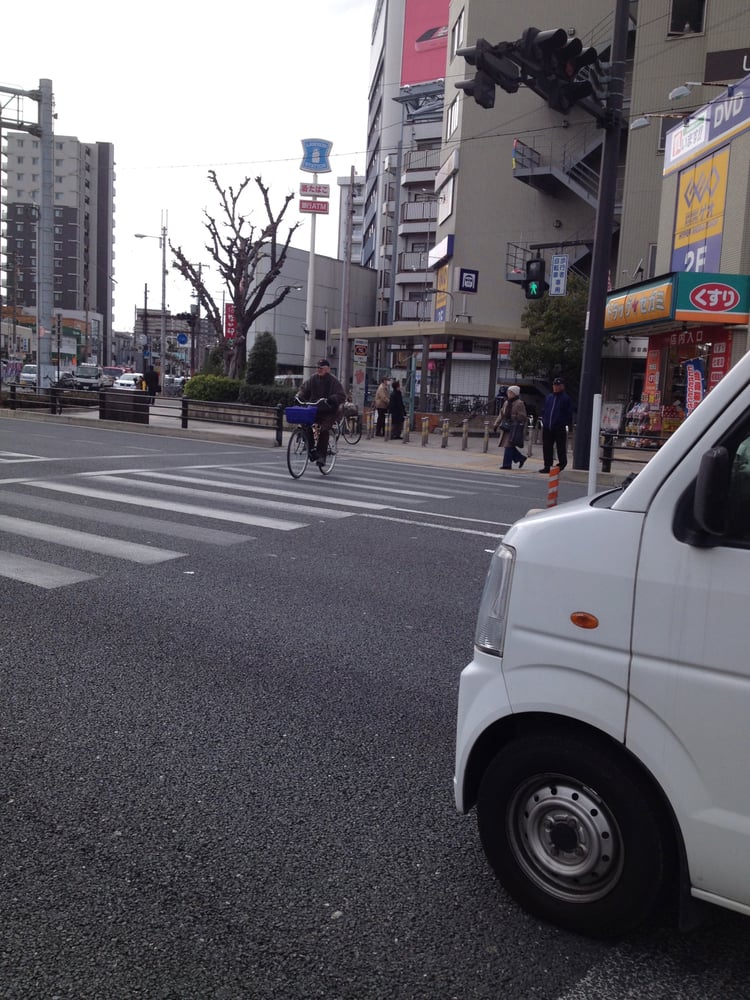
[422, 288, 455, 322]
[135, 215, 168, 383]
[270, 284, 303, 338]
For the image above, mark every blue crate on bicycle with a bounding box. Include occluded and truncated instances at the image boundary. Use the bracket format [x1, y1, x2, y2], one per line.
[285, 405, 317, 425]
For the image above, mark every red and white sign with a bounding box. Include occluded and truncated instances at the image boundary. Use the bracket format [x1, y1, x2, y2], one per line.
[224, 303, 236, 340]
[688, 282, 740, 313]
[300, 182, 330, 198]
[299, 200, 330, 214]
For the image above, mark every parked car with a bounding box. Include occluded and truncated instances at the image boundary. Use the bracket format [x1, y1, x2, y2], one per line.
[73, 364, 106, 390]
[19, 364, 38, 387]
[113, 372, 144, 390]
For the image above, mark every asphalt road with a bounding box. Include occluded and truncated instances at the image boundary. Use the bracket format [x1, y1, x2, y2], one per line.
[1, 418, 748, 1000]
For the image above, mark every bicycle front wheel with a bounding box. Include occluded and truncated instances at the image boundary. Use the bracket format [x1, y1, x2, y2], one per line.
[287, 426, 309, 478]
[341, 414, 361, 444]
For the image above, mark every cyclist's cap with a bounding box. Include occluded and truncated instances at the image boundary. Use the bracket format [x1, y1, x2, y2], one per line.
[317, 358, 331, 368]
[552, 377, 564, 385]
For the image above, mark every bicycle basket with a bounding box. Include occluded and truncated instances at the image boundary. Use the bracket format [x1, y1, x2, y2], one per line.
[285, 405, 317, 425]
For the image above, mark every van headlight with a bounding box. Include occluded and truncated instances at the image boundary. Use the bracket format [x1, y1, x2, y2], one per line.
[474, 544, 515, 655]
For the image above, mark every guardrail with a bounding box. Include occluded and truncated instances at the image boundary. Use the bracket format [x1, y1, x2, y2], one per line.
[179, 398, 284, 446]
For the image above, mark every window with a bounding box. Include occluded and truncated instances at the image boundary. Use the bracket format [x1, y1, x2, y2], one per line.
[657, 118, 672, 152]
[446, 97, 459, 138]
[451, 8, 465, 61]
[668, 0, 705, 34]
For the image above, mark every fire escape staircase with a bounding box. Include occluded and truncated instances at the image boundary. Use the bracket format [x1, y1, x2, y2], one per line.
[506, 123, 626, 284]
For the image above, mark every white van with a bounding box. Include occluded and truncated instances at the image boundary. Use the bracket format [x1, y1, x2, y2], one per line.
[456, 348, 750, 938]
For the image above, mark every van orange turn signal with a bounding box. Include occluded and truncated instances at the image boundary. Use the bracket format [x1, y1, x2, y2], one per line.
[571, 612, 599, 629]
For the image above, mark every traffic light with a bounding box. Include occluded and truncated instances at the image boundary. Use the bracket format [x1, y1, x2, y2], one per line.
[525, 258, 546, 299]
[456, 38, 520, 109]
[514, 27, 600, 114]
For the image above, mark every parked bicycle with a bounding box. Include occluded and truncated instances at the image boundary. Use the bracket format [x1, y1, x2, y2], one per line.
[285, 399, 338, 478]
[335, 406, 361, 444]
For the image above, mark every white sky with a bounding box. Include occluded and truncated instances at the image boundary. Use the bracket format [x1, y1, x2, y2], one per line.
[2, 0, 375, 331]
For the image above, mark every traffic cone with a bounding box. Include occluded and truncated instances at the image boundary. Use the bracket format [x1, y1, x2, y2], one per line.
[546, 465, 560, 508]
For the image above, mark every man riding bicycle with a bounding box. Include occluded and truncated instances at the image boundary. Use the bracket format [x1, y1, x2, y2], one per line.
[296, 359, 346, 467]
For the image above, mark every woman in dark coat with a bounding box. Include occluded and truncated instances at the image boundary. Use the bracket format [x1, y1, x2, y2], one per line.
[388, 380, 406, 439]
[492, 385, 527, 469]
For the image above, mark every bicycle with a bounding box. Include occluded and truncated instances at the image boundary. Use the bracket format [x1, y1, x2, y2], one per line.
[335, 407, 362, 445]
[285, 399, 338, 478]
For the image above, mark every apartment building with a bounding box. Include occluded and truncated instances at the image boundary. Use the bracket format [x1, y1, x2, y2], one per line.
[355, 0, 750, 415]
[2, 132, 115, 364]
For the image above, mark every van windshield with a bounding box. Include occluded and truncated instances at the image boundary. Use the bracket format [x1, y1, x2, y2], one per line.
[77, 366, 98, 377]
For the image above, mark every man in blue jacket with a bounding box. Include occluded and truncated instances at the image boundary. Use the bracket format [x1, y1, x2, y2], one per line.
[540, 377, 573, 472]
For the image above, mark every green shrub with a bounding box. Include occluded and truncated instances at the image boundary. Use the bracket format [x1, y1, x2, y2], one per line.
[238, 383, 298, 406]
[183, 374, 241, 402]
[246, 332, 278, 385]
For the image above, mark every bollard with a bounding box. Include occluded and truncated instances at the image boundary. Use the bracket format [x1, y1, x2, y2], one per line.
[384, 413, 391, 442]
[483, 419, 490, 453]
[601, 432, 614, 473]
[421, 416, 429, 447]
[461, 418, 469, 451]
[546, 466, 560, 508]
[367, 409, 375, 439]
[403, 420, 410, 443]
[441, 418, 450, 448]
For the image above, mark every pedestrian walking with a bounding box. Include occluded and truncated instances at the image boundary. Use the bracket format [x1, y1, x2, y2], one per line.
[493, 385, 527, 470]
[144, 366, 159, 404]
[374, 376, 390, 437]
[388, 380, 406, 439]
[540, 377, 573, 472]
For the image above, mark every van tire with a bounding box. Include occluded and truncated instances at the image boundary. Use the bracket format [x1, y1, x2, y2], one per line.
[477, 732, 671, 937]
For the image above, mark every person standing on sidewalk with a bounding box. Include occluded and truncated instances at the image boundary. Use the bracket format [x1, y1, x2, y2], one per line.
[493, 385, 527, 470]
[540, 377, 573, 472]
[374, 376, 390, 437]
[388, 380, 406, 439]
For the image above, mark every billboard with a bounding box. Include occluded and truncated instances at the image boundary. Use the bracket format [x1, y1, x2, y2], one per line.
[671, 146, 730, 273]
[401, 0, 450, 87]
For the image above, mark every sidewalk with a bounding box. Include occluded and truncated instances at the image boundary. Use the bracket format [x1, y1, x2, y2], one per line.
[0, 403, 647, 488]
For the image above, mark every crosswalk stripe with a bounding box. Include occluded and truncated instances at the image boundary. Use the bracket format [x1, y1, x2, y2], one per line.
[215, 465, 454, 498]
[92, 474, 355, 519]
[0, 514, 184, 563]
[28, 481, 309, 531]
[0, 552, 96, 589]
[0, 492, 253, 546]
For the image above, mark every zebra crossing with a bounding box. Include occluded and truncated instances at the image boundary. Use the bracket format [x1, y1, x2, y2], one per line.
[0, 460, 508, 590]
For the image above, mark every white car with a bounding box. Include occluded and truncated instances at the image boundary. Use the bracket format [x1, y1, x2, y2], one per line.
[113, 372, 144, 390]
[19, 364, 38, 387]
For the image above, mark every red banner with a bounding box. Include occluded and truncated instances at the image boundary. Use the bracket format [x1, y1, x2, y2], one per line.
[225, 303, 236, 340]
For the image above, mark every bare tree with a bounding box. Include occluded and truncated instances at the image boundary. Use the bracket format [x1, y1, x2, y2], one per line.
[171, 172, 302, 378]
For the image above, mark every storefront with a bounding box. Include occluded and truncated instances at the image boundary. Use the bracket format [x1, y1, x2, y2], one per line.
[603, 271, 749, 448]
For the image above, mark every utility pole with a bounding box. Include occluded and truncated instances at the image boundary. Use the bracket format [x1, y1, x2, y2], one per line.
[338, 166, 355, 389]
[573, 0, 630, 470]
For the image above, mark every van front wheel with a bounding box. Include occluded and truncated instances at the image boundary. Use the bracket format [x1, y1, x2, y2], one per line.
[477, 733, 672, 937]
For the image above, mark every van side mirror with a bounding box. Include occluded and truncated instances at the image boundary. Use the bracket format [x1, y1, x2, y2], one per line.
[693, 446, 730, 536]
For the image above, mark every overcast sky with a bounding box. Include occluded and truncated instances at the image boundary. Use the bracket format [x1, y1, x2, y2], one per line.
[2, 0, 375, 331]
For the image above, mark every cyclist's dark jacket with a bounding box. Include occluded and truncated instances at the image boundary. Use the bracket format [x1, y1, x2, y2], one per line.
[298, 372, 346, 416]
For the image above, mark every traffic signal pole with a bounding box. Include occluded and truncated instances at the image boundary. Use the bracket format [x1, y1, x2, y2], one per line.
[573, 0, 630, 471]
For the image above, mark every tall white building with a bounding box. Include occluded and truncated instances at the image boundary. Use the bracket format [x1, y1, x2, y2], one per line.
[2, 132, 115, 363]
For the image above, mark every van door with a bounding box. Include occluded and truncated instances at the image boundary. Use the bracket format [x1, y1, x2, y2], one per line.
[627, 414, 750, 910]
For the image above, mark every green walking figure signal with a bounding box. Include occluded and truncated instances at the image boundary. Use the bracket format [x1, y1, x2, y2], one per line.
[525, 258, 547, 299]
